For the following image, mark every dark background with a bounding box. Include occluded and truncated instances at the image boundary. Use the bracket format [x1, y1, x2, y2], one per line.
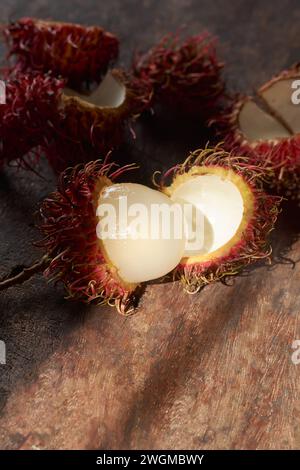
[0, 0, 299, 450]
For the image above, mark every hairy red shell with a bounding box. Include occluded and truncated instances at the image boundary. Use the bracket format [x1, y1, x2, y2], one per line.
[212, 96, 300, 196]
[45, 70, 152, 173]
[0, 72, 64, 169]
[160, 147, 281, 293]
[133, 32, 225, 119]
[3, 17, 119, 90]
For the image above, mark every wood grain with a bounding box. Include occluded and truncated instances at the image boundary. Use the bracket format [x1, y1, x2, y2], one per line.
[0, 0, 299, 450]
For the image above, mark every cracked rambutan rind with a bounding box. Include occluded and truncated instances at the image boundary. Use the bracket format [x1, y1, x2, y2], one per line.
[160, 147, 281, 293]
[37, 159, 139, 315]
[0, 71, 65, 169]
[45, 69, 152, 173]
[212, 66, 300, 197]
[3, 17, 119, 90]
[133, 32, 225, 119]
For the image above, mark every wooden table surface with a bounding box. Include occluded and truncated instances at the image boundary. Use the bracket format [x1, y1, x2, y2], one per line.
[0, 0, 299, 450]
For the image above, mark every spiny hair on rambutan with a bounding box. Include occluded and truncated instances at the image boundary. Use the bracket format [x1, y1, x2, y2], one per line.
[3, 17, 119, 90]
[157, 146, 281, 293]
[212, 64, 300, 198]
[0, 69, 151, 173]
[0, 71, 64, 170]
[44, 69, 152, 173]
[37, 159, 188, 314]
[133, 31, 225, 119]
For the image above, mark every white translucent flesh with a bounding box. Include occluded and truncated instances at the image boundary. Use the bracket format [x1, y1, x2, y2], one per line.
[97, 183, 186, 284]
[239, 100, 290, 142]
[64, 72, 126, 108]
[170, 175, 244, 257]
[259, 78, 300, 134]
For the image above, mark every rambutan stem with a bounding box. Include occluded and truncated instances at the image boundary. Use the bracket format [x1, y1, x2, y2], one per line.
[0, 254, 50, 292]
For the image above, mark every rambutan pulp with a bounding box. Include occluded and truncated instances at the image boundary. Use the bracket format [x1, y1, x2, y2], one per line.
[97, 183, 186, 283]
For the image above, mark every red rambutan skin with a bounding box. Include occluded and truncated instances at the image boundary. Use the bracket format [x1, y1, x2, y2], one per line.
[45, 70, 152, 173]
[160, 147, 281, 293]
[0, 71, 65, 169]
[133, 32, 225, 119]
[212, 96, 300, 196]
[3, 17, 119, 90]
[37, 160, 137, 311]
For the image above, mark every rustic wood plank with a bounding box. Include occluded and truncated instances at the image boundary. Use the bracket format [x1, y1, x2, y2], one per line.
[0, 0, 299, 450]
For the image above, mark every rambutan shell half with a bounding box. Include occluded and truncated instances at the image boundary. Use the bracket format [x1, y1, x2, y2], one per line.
[159, 147, 281, 293]
[213, 65, 300, 197]
[45, 69, 152, 173]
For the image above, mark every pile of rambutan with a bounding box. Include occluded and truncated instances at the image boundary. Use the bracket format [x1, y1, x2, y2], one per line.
[1, 18, 152, 172]
[1, 16, 299, 316]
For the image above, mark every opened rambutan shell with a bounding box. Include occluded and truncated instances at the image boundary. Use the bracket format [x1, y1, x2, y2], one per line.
[0, 71, 64, 169]
[159, 147, 281, 293]
[37, 159, 139, 314]
[3, 17, 119, 90]
[213, 65, 300, 197]
[45, 69, 152, 173]
[133, 32, 224, 119]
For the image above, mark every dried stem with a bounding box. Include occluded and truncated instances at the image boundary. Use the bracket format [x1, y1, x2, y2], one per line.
[0, 255, 50, 292]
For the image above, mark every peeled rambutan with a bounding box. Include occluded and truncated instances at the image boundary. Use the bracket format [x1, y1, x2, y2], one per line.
[0, 71, 64, 169]
[159, 147, 281, 293]
[133, 31, 225, 119]
[0, 151, 280, 313]
[37, 159, 187, 314]
[45, 69, 152, 173]
[213, 65, 300, 196]
[3, 17, 119, 90]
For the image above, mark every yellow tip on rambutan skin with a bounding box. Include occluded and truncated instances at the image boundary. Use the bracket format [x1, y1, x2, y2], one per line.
[212, 65, 300, 199]
[37, 159, 140, 315]
[3, 17, 119, 91]
[158, 146, 281, 294]
[133, 31, 225, 120]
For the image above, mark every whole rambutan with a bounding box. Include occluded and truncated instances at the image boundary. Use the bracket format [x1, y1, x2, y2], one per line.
[0, 71, 64, 169]
[3, 17, 119, 90]
[159, 146, 281, 293]
[212, 65, 300, 197]
[133, 32, 225, 119]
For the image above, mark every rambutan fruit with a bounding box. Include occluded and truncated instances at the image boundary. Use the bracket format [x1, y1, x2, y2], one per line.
[133, 32, 225, 119]
[0, 71, 64, 169]
[0, 69, 151, 173]
[159, 147, 281, 293]
[3, 17, 119, 90]
[45, 69, 152, 173]
[213, 65, 300, 196]
[37, 159, 186, 314]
